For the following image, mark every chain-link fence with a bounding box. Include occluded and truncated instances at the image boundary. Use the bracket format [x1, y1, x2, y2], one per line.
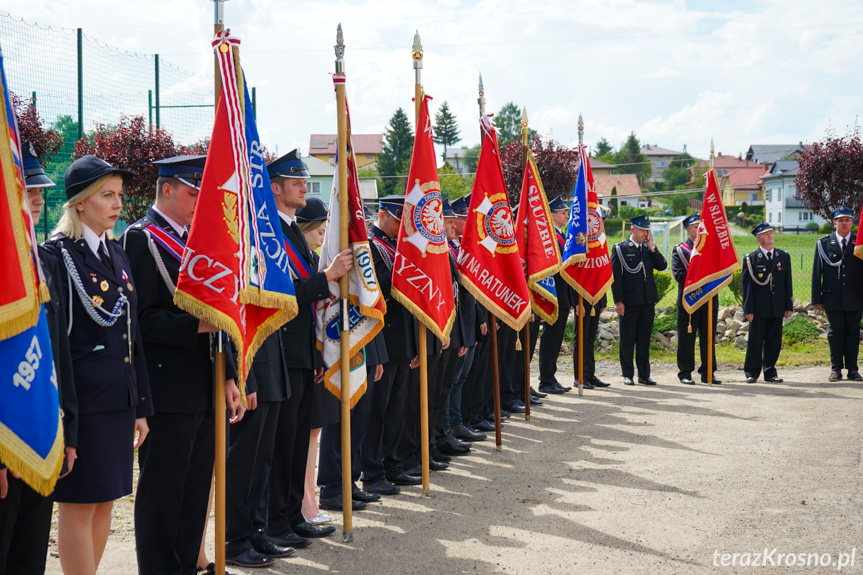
[0, 11, 220, 238]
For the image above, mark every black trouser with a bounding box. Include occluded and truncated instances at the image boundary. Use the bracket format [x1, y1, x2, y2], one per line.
[513, 320, 540, 399]
[398, 351, 441, 472]
[318, 376, 375, 499]
[572, 307, 601, 382]
[267, 368, 314, 536]
[463, 332, 492, 424]
[539, 303, 571, 385]
[497, 324, 519, 404]
[826, 309, 862, 372]
[432, 345, 459, 445]
[0, 475, 52, 575]
[618, 303, 655, 379]
[226, 400, 281, 556]
[676, 300, 718, 380]
[361, 358, 410, 483]
[135, 409, 215, 575]
[744, 316, 783, 380]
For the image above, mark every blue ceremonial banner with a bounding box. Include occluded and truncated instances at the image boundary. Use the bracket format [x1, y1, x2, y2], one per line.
[241, 78, 297, 307]
[561, 155, 588, 266]
[0, 307, 64, 495]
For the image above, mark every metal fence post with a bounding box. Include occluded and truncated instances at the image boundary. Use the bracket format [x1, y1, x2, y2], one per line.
[77, 28, 83, 140]
[155, 54, 160, 129]
[148, 90, 153, 127]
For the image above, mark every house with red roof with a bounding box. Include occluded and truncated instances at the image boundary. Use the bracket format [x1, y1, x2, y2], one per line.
[309, 134, 383, 169]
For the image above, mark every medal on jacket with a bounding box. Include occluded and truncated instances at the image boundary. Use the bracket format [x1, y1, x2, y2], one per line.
[90, 273, 98, 283]
[100, 280, 109, 292]
[777, 262, 782, 270]
[121, 269, 134, 292]
[92, 295, 104, 306]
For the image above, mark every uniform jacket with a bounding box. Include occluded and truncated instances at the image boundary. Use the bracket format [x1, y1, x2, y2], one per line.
[279, 218, 330, 370]
[670, 238, 717, 311]
[446, 248, 464, 350]
[741, 247, 793, 318]
[42, 234, 152, 418]
[122, 208, 237, 413]
[811, 232, 863, 312]
[369, 223, 417, 360]
[245, 329, 291, 403]
[610, 238, 668, 306]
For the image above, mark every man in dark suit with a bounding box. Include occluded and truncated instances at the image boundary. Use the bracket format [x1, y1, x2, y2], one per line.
[123, 155, 247, 573]
[265, 150, 352, 544]
[363, 196, 420, 495]
[742, 221, 793, 383]
[671, 213, 720, 385]
[0, 143, 78, 575]
[610, 215, 668, 385]
[812, 207, 863, 381]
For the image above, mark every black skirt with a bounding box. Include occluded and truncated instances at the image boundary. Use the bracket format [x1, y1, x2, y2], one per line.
[53, 408, 136, 504]
[309, 380, 339, 429]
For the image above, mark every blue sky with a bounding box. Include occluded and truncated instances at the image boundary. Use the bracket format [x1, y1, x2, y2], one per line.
[4, 0, 862, 161]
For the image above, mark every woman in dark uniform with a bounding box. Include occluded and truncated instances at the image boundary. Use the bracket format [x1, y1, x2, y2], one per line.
[42, 155, 152, 574]
[296, 198, 334, 526]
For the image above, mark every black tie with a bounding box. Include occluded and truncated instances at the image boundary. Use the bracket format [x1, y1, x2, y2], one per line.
[100, 243, 114, 274]
[767, 251, 773, 263]
[182, 229, 189, 242]
[842, 238, 847, 253]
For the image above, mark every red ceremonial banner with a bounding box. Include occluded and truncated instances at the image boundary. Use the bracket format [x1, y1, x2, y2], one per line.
[563, 150, 613, 305]
[391, 94, 455, 342]
[515, 150, 561, 323]
[682, 168, 740, 313]
[457, 115, 530, 331]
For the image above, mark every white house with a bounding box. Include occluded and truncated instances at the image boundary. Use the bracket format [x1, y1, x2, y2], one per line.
[762, 160, 825, 231]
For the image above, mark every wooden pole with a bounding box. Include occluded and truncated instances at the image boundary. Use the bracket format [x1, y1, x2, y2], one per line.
[577, 115, 585, 397]
[212, 3, 226, 573]
[707, 138, 715, 387]
[412, 32, 430, 496]
[334, 24, 354, 541]
[520, 107, 530, 420]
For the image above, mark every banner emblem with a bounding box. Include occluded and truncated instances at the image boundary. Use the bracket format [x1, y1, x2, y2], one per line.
[475, 192, 516, 254]
[404, 180, 445, 255]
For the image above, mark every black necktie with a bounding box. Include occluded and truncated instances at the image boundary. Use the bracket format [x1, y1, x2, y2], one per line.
[182, 229, 189, 242]
[842, 238, 847, 253]
[100, 243, 114, 274]
[767, 251, 773, 263]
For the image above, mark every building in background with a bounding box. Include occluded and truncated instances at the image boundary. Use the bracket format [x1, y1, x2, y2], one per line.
[309, 134, 383, 168]
[745, 144, 805, 165]
[762, 160, 825, 231]
[594, 174, 648, 210]
[303, 154, 378, 205]
[641, 144, 682, 183]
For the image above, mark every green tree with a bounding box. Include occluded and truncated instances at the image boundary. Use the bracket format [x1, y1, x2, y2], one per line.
[462, 143, 481, 174]
[357, 166, 383, 197]
[609, 185, 618, 216]
[433, 101, 461, 162]
[377, 107, 414, 195]
[492, 102, 537, 147]
[669, 192, 697, 215]
[593, 137, 613, 158]
[614, 131, 650, 186]
[438, 161, 472, 199]
[662, 165, 691, 189]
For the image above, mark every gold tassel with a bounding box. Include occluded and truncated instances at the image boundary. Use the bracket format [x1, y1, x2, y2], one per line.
[688, 315, 692, 333]
[38, 281, 51, 303]
[590, 306, 595, 317]
[515, 332, 522, 351]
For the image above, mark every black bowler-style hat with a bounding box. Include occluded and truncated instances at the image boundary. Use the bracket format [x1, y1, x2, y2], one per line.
[296, 197, 329, 223]
[22, 141, 55, 189]
[64, 155, 133, 200]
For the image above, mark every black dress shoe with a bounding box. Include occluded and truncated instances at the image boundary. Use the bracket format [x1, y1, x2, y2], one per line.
[638, 377, 657, 385]
[472, 419, 495, 432]
[225, 549, 276, 568]
[765, 376, 783, 383]
[504, 401, 526, 413]
[431, 449, 452, 463]
[554, 381, 573, 392]
[529, 396, 544, 406]
[680, 377, 695, 385]
[538, 383, 566, 394]
[429, 458, 449, 471]
[319, 493, 368, 512]
[438, 440, 471, 456]
[701, 374, 722, 384]
[387, 472, 422, 486]
[745, 376, 757, 383]
[575, 380, 595, 390]
[268, 530, 311, 549]
[293, 521, 336, 538]
[849, 371, 863, 381]
[589, 377, 611, 388]
[623, 377, 635, 385]
[829, 370, 843, 381]
[451, 423, 486, 442]
[531, 387, 547, 398]
[363, 478, 400, 495]
[252, 540, 295, 558]
[352, 486, 381, 502]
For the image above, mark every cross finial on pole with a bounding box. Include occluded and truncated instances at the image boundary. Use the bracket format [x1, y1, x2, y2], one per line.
[578, 113, 584, 147]
[477, 72, 486, 117]
[710, 137, 715, 168]
[335, 24, 345, 74]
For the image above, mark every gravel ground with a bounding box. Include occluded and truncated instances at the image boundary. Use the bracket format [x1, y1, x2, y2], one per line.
[45, 361, 863, 574]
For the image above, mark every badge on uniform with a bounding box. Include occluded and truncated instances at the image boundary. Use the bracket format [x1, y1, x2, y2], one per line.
[121, 270, 133, 292]
[91, 273, 98, 283]
[777, 262, 782, 270]
[92, 295, 104, 306]
[758, 273, 763, 278]
[100, 280, 109, 292]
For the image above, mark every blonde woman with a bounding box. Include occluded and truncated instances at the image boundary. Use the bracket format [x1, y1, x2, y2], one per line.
[296, 197, 334, 525]
[42, 156, 152, 575]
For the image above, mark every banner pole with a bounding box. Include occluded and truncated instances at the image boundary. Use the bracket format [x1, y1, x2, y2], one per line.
[707, 140, 715, 387]
[334, 24, 354, 541]
[577, 117, 585, 397]
[521, 107, 530, 421]
[212, 3, 226, 573]
[412, 32, 430, 496]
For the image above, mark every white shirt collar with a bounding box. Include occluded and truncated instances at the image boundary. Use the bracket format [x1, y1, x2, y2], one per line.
[759, 246, 773, 257]
[278, 210, 296, 226]
[152, 205, 186, 237]
[628, 235, 641, 249]
[836, 231, 851, 244]
[82, 224, 108, 258]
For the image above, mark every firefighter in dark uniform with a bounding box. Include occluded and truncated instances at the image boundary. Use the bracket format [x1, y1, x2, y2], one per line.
[120, 155, 249, 573]
[812, 206, 863, 381]
[671, 213, 720, 385]
[0, 142, 78, 575]
[742, 221, 793, 383]
[266, 150, 352, 544]
[362, 196, 419, 495]
[610, 215, 667, 385]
